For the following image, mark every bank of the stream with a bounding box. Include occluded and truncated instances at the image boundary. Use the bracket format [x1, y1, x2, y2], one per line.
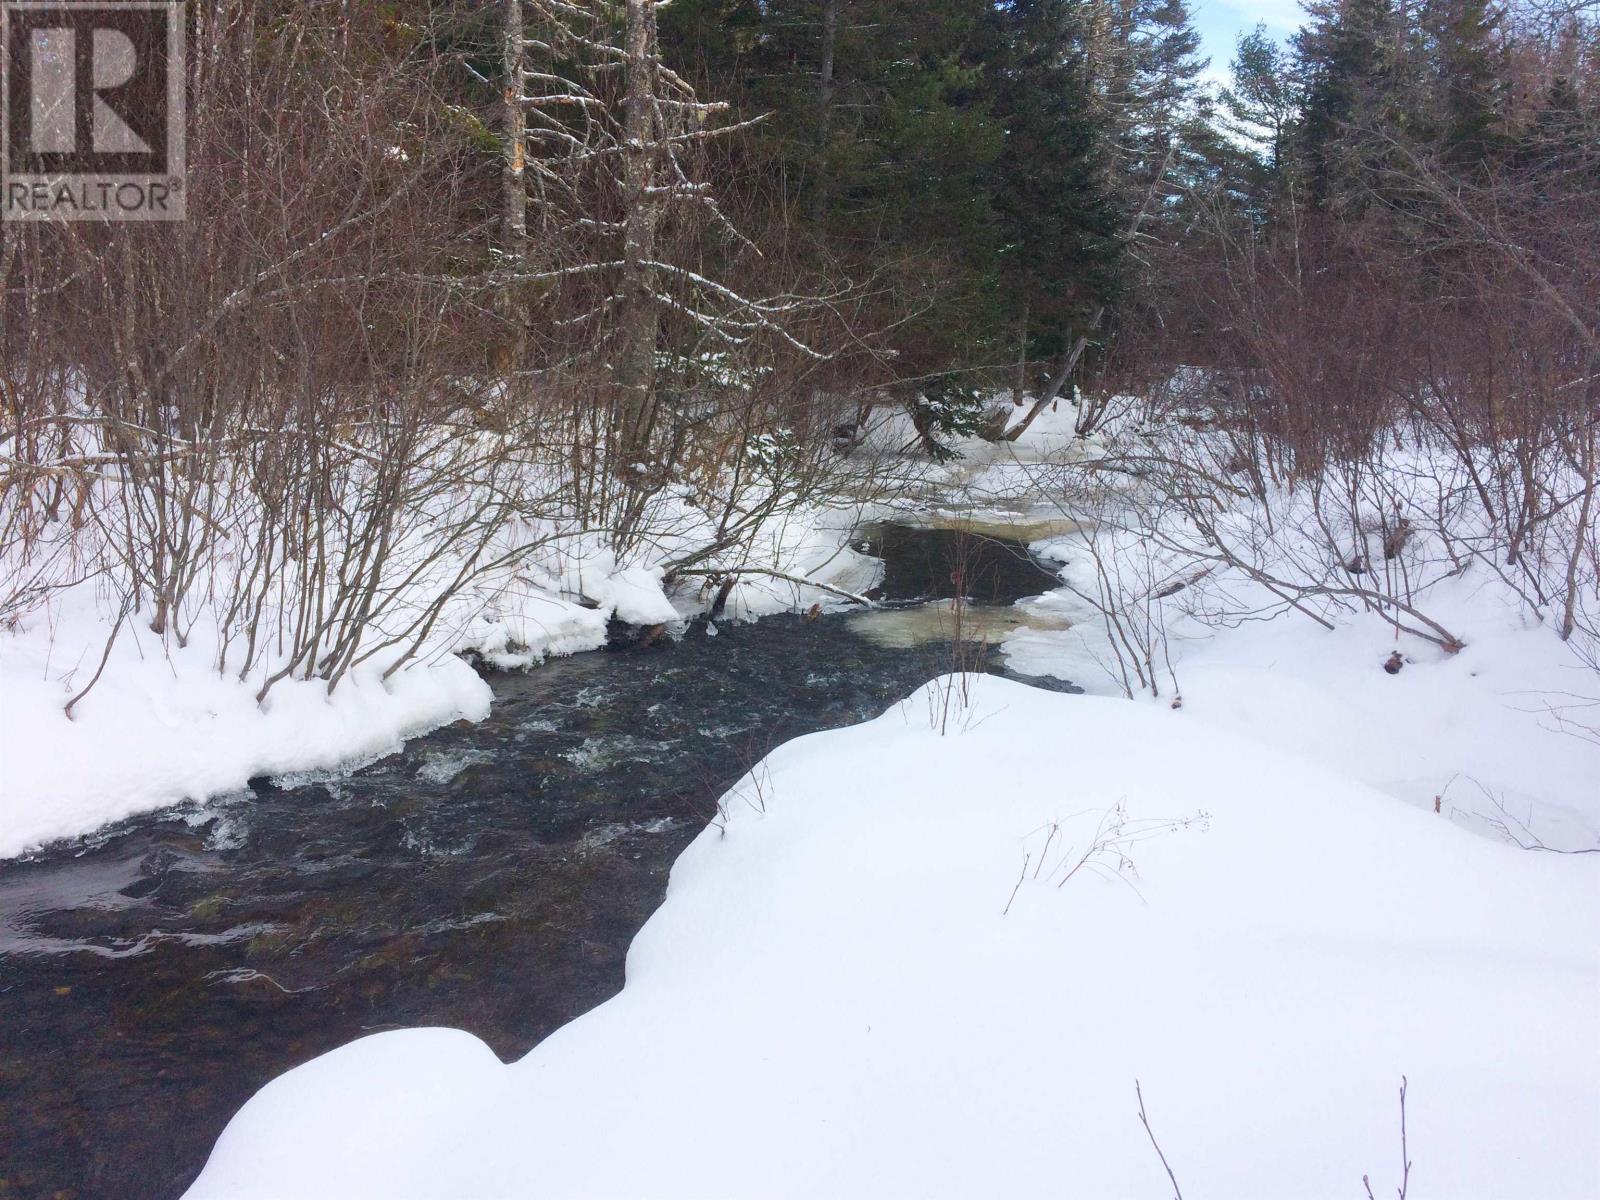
[0, 526, 1072, 1200]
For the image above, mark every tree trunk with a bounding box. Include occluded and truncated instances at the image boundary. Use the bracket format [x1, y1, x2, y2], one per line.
[500, 0, 525, 252]
[613, 0, 663, 473]
[1560, 426, 1597, 641]
[812, 0, 839, 222]
[496, 0, 526, 376]
[1013, 298, 1028, 405]
[1002, 306, 1103, 443]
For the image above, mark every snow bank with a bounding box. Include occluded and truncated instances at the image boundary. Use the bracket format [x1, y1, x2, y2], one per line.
[0, 483, 882, 857]
[999, 493, 1600, 851]
[0, 595, 492, 860]
[187, 677, 1600, 1199]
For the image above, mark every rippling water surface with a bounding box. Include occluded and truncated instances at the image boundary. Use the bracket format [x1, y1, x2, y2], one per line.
[0, 527, 1072, 1199]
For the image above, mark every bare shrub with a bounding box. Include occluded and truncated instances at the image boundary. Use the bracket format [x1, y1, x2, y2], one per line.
[1, 0, 900, 716]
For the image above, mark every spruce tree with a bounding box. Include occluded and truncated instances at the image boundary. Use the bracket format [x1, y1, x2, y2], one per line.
[1420, 0, 1505, 164]
[989, 0, 1122, 391]
[1221, 25, 1301, 189]
[1295, 0, 1398, 205]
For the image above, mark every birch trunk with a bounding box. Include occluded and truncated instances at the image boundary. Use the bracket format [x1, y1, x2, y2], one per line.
[500, 0, 525, 252]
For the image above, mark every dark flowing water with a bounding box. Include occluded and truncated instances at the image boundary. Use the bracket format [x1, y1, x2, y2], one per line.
[0, 528, 1069, 1200]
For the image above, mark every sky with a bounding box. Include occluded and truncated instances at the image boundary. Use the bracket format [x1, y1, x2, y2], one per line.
[1189, 0, 1307, 90]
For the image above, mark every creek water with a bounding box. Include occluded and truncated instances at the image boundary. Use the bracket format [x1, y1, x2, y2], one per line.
[0, 526, 1072, 1200]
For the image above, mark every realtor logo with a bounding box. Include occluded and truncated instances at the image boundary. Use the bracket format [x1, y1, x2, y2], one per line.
[2, 1, 185, 220]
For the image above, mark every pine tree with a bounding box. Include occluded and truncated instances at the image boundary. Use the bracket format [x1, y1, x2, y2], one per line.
[662, 7, 1001, 306]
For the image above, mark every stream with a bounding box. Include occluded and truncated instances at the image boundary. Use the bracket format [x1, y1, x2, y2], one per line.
[0, 525, 1074, 1200]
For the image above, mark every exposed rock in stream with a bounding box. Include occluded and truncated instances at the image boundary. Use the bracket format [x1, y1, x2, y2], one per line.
[605, 617, 672, 649]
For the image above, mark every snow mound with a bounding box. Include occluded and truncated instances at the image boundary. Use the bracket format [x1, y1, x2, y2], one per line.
[186, 677, 1600, 1200]
[0, 642, 490, 860]
[585, 564, 680, 626]
[1002, 522, 1600, 850]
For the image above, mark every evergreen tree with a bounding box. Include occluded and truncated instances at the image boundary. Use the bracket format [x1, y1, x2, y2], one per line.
[660, 0, 1205, 450]
[1419, 0, 1506, 163]
[1295, 0, 1398, 205]
[1220, 25, 1301, 190]
[659, 0, 1007, 411]
[989, 0, 1122, 390]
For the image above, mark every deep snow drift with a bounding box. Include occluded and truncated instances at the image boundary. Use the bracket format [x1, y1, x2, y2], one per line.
[187, 677, 1600, 1200]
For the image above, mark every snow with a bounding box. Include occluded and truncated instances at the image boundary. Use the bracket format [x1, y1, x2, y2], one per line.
[0, 588, 493, 860]
[590, 564, 680, 626]
[992, 457, 1600, 851]
[185, 676, 1600, 1199]
[24, 386, 1588, 1194]
[1142, 598, 1600, 847]
[0, 480, 881, 858]
[857, 390, 1600, 852]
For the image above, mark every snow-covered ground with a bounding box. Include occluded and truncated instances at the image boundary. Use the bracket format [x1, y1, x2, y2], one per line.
[0, 610, 496, 859]
[1005, 556, 1600, 849]
[17, 390, 1592, 1195]
[896, 397, 1600, 853]
[185, 675, 1600, 1199]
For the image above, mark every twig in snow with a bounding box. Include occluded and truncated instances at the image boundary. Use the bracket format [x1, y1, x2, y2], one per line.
[64, 600, 130, 720]
[674, 566, 877, 608]
[1363, 1075, 1412, 1200]
[1135, 1080, 1184, 1200]
[1478, 781, 1600, 854]
[1002, 853, 1029, 917]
